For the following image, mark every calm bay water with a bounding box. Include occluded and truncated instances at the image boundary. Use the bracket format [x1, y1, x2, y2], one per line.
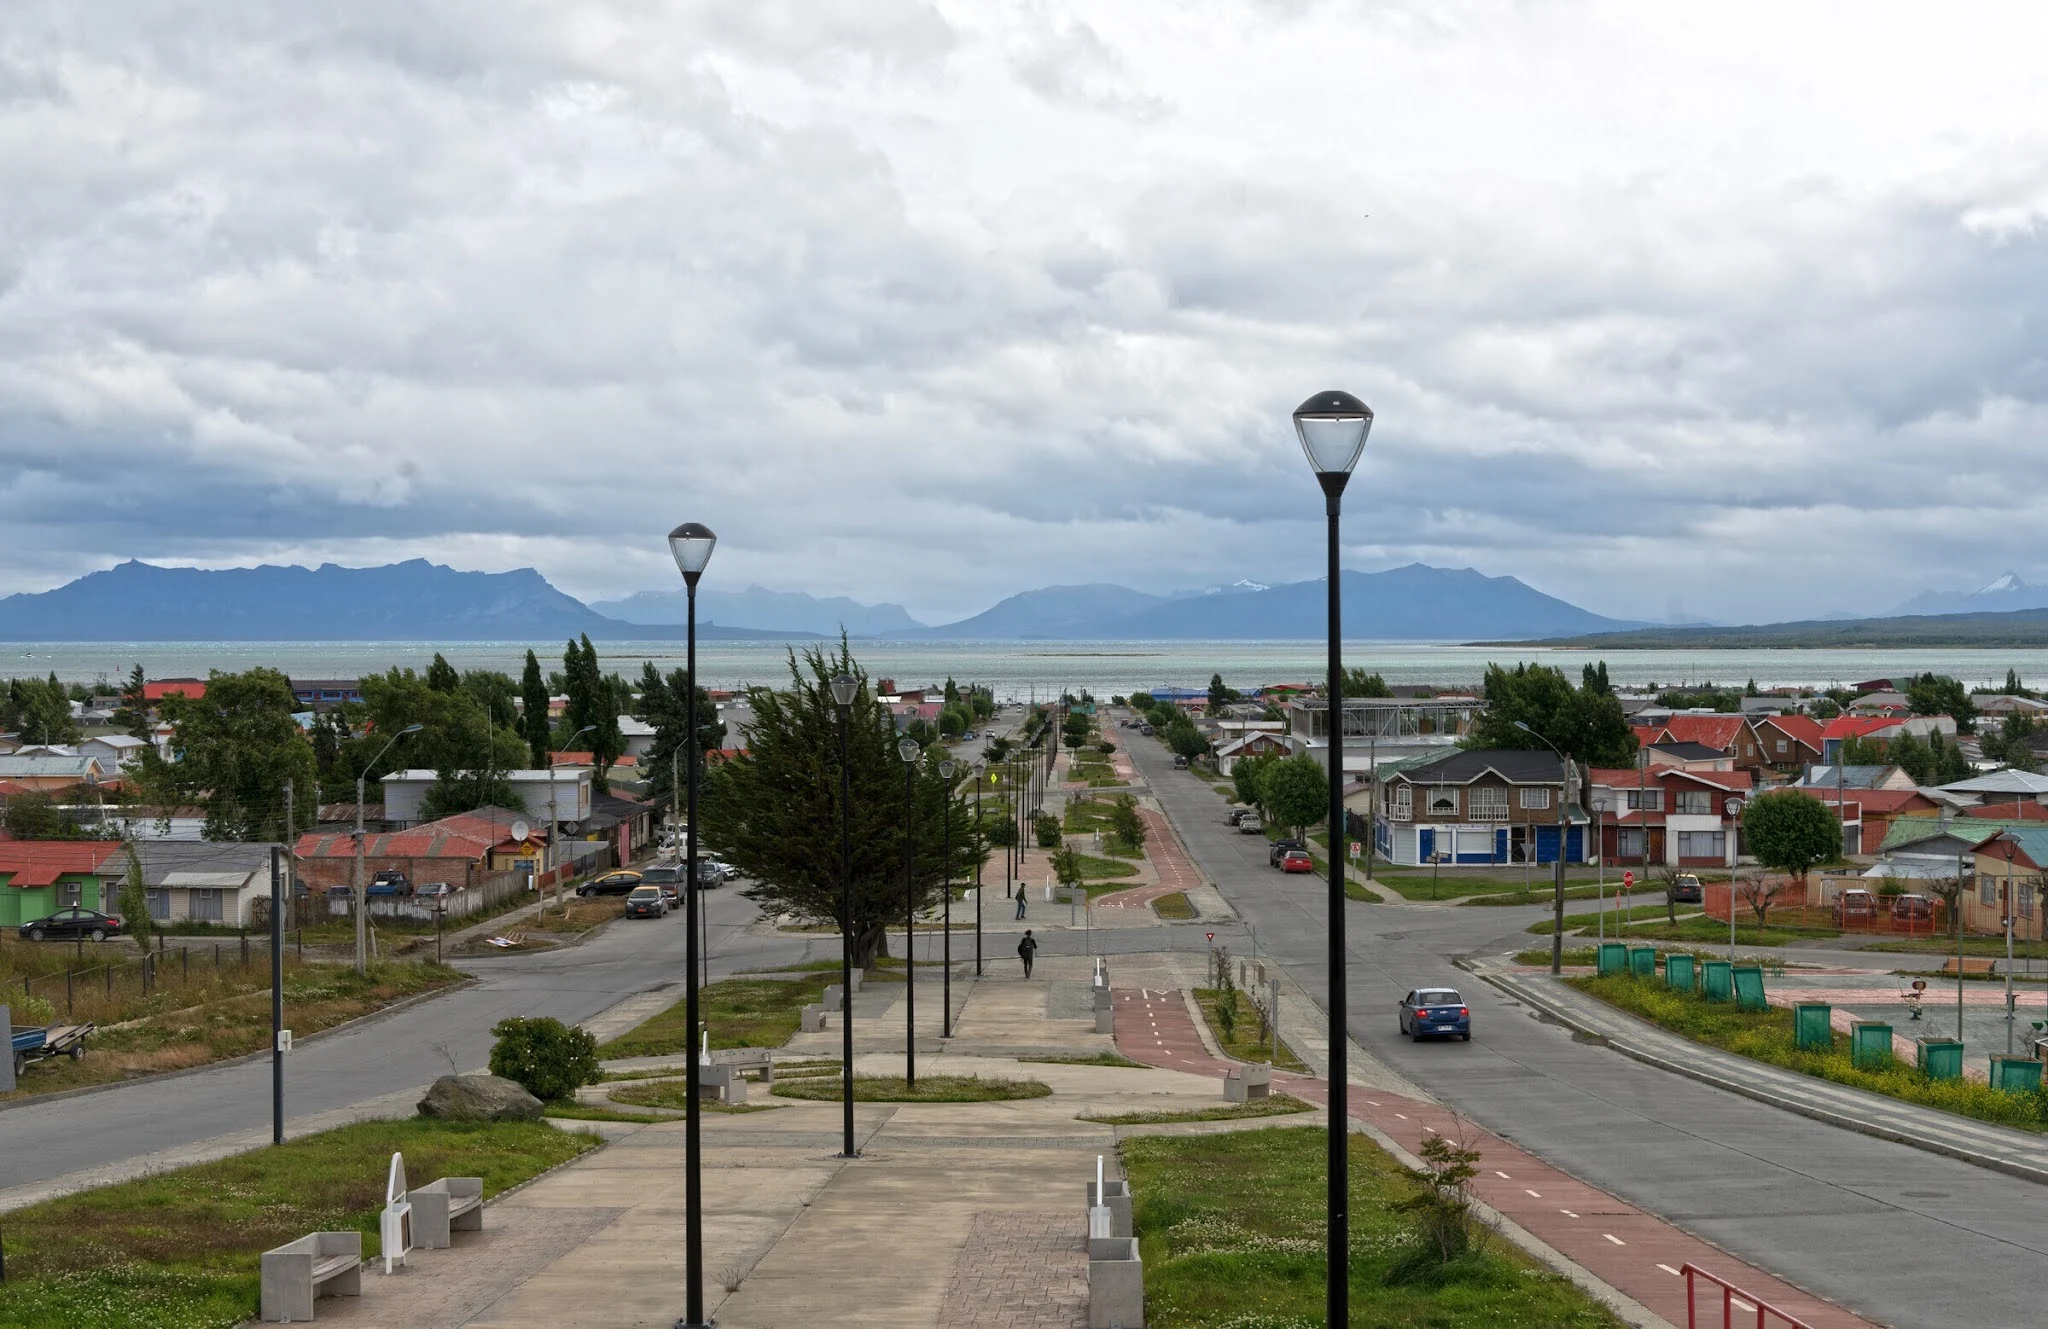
[11, 639, 2048, 699]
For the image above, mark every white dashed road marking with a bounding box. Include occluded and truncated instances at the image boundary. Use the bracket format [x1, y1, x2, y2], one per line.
[1602, 1234, 1626, 1246]
[1494, 1170, 1511, 1179]
[1657, 1265, 1682, 1277]
[1561, 1210, 1579, 1219]
[1524, 1189, 1541, 1198]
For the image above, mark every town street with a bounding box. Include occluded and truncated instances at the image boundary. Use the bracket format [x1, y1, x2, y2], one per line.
[1119, 721, 2048, 1329]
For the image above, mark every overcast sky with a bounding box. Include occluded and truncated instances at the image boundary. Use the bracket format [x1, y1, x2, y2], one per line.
[4, 1, 2047, 626]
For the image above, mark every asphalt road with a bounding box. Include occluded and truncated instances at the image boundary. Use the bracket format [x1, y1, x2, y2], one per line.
[1121, 719, 2047, 1329]
[0, 882, 809, 1196]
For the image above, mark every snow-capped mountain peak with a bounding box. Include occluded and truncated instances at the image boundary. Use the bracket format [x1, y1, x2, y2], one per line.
[1976, 572, 2023, 595]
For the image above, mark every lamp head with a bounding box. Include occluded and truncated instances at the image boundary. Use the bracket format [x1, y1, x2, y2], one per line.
[400, 723, 424, 735]
[829, 673, 858, 708]
[1512, 720, 1533, 734]
[939, 759, 955, 778]
[898, 737, 921, 764]
[667, 522, 717, 585]
[1292, 389, 1373, 491]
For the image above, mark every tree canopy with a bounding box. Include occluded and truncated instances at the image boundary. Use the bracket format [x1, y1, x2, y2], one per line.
[1262, 753, 1328, 838]
[1741, 791, 1840, 881]
[2, 674, 80, 746]
[142, 668, 317, 841]
[1906, 672, 1975, 733]
[700, 643, 984, 965]
[1342, 668, 1393, 699]
[1465, 662, 1636, 765]
[635, 660, 721, 810]
[560, 635, 625, 789]
[519, 650, 552, 767]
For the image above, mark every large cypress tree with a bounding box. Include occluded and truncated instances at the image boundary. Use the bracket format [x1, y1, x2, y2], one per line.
[520, 650, 551, 767]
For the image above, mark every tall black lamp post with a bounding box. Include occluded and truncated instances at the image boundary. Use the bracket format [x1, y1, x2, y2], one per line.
[667, 520, 716, 1329]
[1514, 720, 1577, 975]
[898, 735, 921, 1086]
[1295, 390, 1372, 1328]
[938, 758, 956, 1037]
[830, 672, 860, 1159]
[974, 762, 985, 976]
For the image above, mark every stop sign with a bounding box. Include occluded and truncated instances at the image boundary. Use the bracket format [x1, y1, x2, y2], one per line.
[1623, 870, 1635, 889]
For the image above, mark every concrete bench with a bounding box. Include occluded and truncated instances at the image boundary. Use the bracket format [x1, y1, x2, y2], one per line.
[1087, 1236, 1144, 1328]
[699, 1063, 748, 1104]
[1086, 1178, 1131, 1238]
[261, 1230, 361, 1322]
[714, 1047, 775, 1084]
[412, 1176, 483, 1250]
[1222, 1064, 1272, 1104]
[1941, 956, 1995, 976]
[823, 984, 845, 1012]
[800, 1003, 827, 1033]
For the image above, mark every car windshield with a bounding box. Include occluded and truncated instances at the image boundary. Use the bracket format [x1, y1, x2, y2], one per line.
[641, 867, 680, 883]
[1417, 990, 1462, 1006]
[627, 887, 661, 900]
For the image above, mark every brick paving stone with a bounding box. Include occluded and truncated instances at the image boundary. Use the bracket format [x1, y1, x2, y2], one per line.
[312, 1206, 627, 1327]
[936, 1211, 1087, 1329]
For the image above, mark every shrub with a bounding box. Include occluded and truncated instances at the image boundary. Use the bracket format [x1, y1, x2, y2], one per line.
[9, 994, 57, 1026]
[1034, 813, 1062, 848]
[489, 1016, 600, 1102]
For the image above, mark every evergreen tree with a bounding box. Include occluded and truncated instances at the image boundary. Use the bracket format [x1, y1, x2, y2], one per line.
[2004, 668, 2032, 699]
[137, 668, 316, 841]
[637, 660, 720, 809]
[426, 653, 460, 693]
[113, 664, 152, 738]
[520, 650, 552, 767]
[1342, 668, 1393, 698]
[1466, 662, 1636, 766]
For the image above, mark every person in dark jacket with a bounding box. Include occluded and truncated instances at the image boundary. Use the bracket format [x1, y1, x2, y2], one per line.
[1017, 929, 1038, 979]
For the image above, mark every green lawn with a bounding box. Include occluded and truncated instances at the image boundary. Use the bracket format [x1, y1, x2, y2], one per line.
[1372, 865, 1657, 903]
[1124, 1127, 1624, 1328]
[1571, 972, 2048, 1133]
[1863, 936, 2048, 960]
[1193, 987, 1308, 1072]
[772, 1074, 1049, 1102]
[1152, 891, 1195, 920]
[596, 972, 834, 1058]
[1072, 852, 1138, 881]
[0, 1118, 596, 1328]
[1593, 916, 1840, 949]
[1080, 1093, 1315, 1125]
[1526, 904, 1706, 935]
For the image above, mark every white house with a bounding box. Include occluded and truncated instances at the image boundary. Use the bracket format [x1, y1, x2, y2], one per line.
[619, 716, 659, 760]
[79, 734, 151, 769]
[134, 841, 283, 927]
[379, 767, 593, 828]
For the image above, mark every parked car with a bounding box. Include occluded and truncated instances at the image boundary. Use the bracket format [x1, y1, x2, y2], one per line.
[962, 731, 977, 741]
[699, 853, 735, 882]
[578, 870, 644, 898]
[1172, 755, 1189, 769]
[1236, 812, 1265, 835]
[1397, 987, 1472, 1041]
[1833, 889, 1878, 926]
[416, 881, 456, 902]
[1137, 725, 1154, 736]
[692, 860, 725, 889]
[19, 908, 124, 943]
[1670, 873, 1703, 903]
[1279, 849, 1314, 874]
[1269, 838, 1305, 867]
[1892, 893, 1934, 922]
[623, 885, 668, 919]
[640, 865, 683, 908]
[368, 868, 413, 897]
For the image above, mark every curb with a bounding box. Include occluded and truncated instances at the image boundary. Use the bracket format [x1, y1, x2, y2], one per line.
[1479, 966, 2048, 1190]
[0, 976, 475, 1117]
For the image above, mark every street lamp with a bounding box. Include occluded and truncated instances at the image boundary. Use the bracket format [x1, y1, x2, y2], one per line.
[830, 671, 860, 1159]
[1294, 387, 1371, 1329]
[2004, 835, 2019, 1055]
[939, 758, 956, 1038]
[898, 735, 922, 1086]
[973, 761, 985, 978]
[353, 722, 423, 974]
[666, 519, 715, 1329]
[1512, 720, 1578, 975]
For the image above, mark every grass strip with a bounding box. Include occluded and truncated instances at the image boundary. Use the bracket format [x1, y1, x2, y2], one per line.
[596, 972, 834, 1058]
[1019, 1051, 1147, 1068]
[1080, 1093, 1316, 1125]
[1193, 987, 1309, 1073]
[1152, 892, 1195, 920]
[0, 1118, 595, 1329]
[1526, 905, 1707, 935]
[772, 1074, 1050, 1103]
[604, 1080, 783, 1112]
[1123, 1126, 1623, 1327]
[1570, 972, 2048, 1132]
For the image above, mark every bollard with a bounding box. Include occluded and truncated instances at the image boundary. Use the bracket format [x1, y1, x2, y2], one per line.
[1087, 1236, 1144, 1328]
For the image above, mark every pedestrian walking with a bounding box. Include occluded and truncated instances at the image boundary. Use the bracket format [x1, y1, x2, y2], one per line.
[1017, 929, 1038, 979]
[1015, 886, 1028, 920]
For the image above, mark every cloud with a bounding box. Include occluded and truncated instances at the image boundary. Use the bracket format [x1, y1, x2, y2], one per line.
[2, 0, 2048, 624]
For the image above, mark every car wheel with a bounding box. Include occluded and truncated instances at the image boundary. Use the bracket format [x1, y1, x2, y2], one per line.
[90, 929, 107, 943]
[28, 927, 45, 941]
[1461, 1031, 1472, 1042]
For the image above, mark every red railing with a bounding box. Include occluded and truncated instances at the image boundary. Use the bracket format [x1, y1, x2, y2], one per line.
[1682, 1263, 1814, 1329]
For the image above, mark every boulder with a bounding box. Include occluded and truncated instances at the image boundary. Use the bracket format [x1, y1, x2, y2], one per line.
[417, 1072, 544, 1122]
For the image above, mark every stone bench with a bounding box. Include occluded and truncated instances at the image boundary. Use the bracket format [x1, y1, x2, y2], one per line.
[799, 1003, 827, 1033]
[260, 1230, 361, 1322]
[412, 1176, 483, 1250]
[713, 1047, 775, 1084]
[1222, 1063, 1272, 1104]
[699, 1063, 749, 1104]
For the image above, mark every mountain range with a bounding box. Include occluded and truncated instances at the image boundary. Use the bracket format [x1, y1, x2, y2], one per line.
[590, 585, 924, 636]
[1892, 572, 2048, 617]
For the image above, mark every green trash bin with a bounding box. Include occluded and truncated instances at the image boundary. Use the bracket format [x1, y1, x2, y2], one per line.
[1732, 965, 1767, 1012]
[1991, 1056, 2043, 1093]
[1851, 1021, 1893, 1069]
[1794, 1003, 1833, 1051]
[1628, 945, 1657, 978]
[1597, 942, 1628, 977]
[1701, 959, 1733, 1003]
[1665, 953, 1696, 992]
[1916, 1038, 1964, 1081]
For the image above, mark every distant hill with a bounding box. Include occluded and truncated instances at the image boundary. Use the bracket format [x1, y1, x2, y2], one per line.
[1503, 606, 2048, 650]
[591, 585, 923, 636]
[1893, 572, 2048, 617]
[890, 565, 1633, 640]
[0, 561, 818, 641]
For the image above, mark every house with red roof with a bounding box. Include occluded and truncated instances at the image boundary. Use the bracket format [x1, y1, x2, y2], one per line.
[1587, 766, 1755, 869]
[1817, 714, 1957, 763]
[0, 841, 127, 927]
[1747, 714, 1824, 779]
[1799, 786, 1940, 855]
[292, 805, 551, 894]
[142, 678, 207, 704]
[1644, 714, 1748, 755]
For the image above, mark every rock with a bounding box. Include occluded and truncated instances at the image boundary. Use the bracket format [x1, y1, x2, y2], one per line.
[417, 1072, 544, 1121]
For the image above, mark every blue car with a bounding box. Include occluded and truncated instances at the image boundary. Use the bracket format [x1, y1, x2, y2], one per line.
[1398, 988, 1471, 1041]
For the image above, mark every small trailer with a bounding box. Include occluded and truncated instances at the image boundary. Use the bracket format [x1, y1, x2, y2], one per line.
[11, 1023, 95, 1077]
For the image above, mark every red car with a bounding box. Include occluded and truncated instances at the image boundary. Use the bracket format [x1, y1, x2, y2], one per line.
[1279, 850, 1314, 874]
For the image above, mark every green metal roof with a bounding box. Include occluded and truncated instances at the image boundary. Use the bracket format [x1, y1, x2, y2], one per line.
[1879, 819, 2014, 852]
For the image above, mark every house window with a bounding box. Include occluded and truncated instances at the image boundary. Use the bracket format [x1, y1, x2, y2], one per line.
[1519, 787, 1551, 810]
[1425, 788, 1460, 819]
[1676, 831, 1726, 859]
[56, 882, 82, 908]
[1775, 739, 1787, 754]
[1625, 789, 1663, 811]
[1674, 790, 1714, 815]
[2022, 885, 2036, 919]
[1981, 878, 1998, 906]
[1391, 786, 1412, 820]
[146, 889, 171, 921]
[1467, 788, 1507, 820]
[191, 889, 224, 923]
[1616, 828, 1645, 858]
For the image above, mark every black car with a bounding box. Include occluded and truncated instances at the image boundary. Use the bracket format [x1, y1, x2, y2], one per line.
[640, 865, 683, 908]
[623, 886, 668, 919]
[1269, 838, 1305, 867]
[577, 870, 644, 898]
[20, 908, 125, 943]
[1670, 873, 1703, 903]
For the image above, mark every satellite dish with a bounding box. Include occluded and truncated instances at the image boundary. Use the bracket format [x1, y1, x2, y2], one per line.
[511, 820, 530, 843]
